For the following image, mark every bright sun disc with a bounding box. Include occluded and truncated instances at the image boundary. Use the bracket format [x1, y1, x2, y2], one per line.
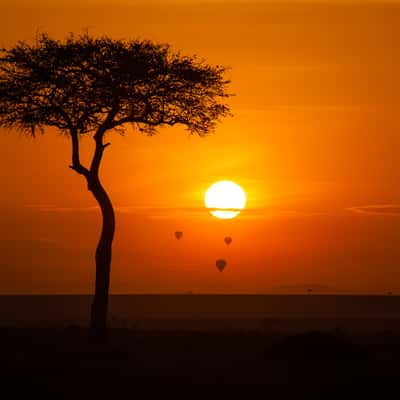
[204, 180, 246, 219]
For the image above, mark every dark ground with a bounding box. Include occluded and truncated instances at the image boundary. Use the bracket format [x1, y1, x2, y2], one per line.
[1, 327, 400, 397]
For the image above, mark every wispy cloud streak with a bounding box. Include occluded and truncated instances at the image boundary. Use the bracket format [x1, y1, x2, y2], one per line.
[23, 204, 330, 220]
[348, 204, 400, 216]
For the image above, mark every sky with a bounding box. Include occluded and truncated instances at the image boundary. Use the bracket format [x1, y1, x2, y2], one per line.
[1, 0, 400, 294]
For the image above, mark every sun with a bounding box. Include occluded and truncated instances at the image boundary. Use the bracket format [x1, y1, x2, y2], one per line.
[204, 180, 246, 219]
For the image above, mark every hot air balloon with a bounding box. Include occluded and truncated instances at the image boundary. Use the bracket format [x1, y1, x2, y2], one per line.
[174, 231, 183, 240]
[216, 259, 227, 272]
[224, 236, 232, 246]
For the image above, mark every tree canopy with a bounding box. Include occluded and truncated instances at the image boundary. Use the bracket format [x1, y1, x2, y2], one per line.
[0, 33, 232, 137]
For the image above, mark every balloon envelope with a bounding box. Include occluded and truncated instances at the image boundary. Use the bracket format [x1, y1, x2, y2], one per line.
[224, 236, 232, 245]
[174, 231, 183, 240]
[216, 259, 227, 272]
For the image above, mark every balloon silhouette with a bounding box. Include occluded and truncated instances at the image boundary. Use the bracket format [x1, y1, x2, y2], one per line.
[224, 236, 232, 246]
[174, 231, 183, 240]
[216, 259, 227, 272]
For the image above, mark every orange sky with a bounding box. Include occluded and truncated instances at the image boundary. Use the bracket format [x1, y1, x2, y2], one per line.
[2, 0, 400, 294]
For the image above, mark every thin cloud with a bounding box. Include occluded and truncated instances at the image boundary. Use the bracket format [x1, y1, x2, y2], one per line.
[24, 204, 98, 213]
[23, 204, 329, 219]
[348, 204, 400, 216]
[132, 206, 264, 219]
[146, 207, 330, 220]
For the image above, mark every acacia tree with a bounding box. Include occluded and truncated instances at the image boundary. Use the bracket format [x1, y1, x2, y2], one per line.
[0, 33, 231, 338]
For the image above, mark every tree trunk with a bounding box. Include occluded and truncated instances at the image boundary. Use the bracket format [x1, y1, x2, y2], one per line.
[87, 176, 115, 340]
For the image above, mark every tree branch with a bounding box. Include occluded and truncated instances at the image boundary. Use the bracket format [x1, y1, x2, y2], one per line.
[89, 106, 118, 176]
[69, 128, 89, 177]
[90, 131, 108, 177]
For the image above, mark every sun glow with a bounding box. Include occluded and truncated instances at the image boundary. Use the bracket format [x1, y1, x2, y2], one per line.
[204, 180, 246, 219]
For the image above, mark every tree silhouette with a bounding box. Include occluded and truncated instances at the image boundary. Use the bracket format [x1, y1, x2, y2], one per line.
[0, 33, 232, 339]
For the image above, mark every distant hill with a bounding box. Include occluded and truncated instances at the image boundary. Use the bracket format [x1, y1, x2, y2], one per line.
[270, 284, 354, 294]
